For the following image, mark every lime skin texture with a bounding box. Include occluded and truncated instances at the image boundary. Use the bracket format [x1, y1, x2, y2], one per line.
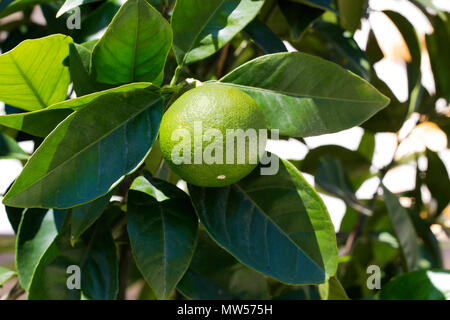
[159, 84, 267, 187]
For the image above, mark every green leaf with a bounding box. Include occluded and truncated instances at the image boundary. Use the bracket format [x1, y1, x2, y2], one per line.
[91, 0, 172, 85]
[171, 0, 264, 65]
[426, 13, 450, 101]
[380, 269, 450, 300]
[28, 217, 118, 300]
[243, 18, 288, 54]
[362, 71, 408, 133]
[69, 42, 109, 97]
[16, 209, 66, 290]
[189, 159, 338, 285]
[0, 266, 16, 286]
[279, 0, 324, 41]
[366, 29, 384, 64]
[71, 192, 113, 241]
[177, 232, 270, 300]
[219, 52, 389, 137]
[357, 131, 375, 162]
[300, 21, 371, 80]
[0, 0, 57, 18]
[301, 145, 371, 178]
[0, 34, 72, 111]
[3, 89, 163, 209]
[0, 132, 28, 160]
[316, 156, 371, 215]
[425, 149, 450, 215]
[383, 11, 421, 93]
[382, 184, 419, 271]
[56, 0, 102, 17]
[127, 175, 198, 299]
[337, 0, 365, 33]
[318, 275, 349, 300]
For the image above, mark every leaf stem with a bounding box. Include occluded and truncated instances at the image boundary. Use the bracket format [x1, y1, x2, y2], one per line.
[170, 65, 182, 87]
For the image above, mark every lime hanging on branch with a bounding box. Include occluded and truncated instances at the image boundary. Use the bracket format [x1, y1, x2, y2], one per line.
[159, 84, 267, 187]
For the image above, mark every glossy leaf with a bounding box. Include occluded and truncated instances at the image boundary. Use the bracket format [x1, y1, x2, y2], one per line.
[0, 266, 16, 286]
[71, 192, 113, 241]
[127, 175, 198, 299]
[28, 217, 118, 300]
[0, 132, 28, 160]
[337, 0, 365, 33]
[16, 209, 66, 290]
[316, 156, 371, 215]
[382, 184, 419, 271]
[91, 0, 172, 85]
[0, 34, 72, 111]
[318, 275, 349, 300]
[177, 232, 270, 300]
[243, 19, 288, 54]
[380, 270, 450, 300]
[189, 159, 338, 284]
[219, 52, 388, 137]
[2, 89, 163, 209]
[171, 0, 264, 65]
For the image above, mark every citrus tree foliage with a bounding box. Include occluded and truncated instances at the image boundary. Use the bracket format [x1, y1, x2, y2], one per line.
[0, 0, 449, 300]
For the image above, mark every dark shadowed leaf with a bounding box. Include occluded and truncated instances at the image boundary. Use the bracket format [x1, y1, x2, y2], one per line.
[299, 21, 371, 80]
[219, 52, 388, 137]
[380, 269, 450, 300]
[243, 19, 288, 54]
[71, 192, 113, 241]
[171, 0, 264, 65]
[291, 0, 334, 12]
[316, 156, 371, 215]
[0, 132, 28, 160]
[16, 209, 66, 290]
[301, 145, 371, 178]
[279, 0, 324, 41]
[337, 0, 365, 33]
[91, 0, 172, 85]
[189, 159, 338, 284]
[28, 217, 118, 300]
[2, 89, 162, 208]
[177, 232, 270, 300]
[127, 175, 198, 299]
[426, 12, 450, 101]
[382, 184, 419, 271]
[425, 149, 450, 215]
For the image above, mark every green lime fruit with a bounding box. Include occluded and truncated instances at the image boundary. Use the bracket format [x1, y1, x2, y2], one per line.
[159, 84, 267, 187]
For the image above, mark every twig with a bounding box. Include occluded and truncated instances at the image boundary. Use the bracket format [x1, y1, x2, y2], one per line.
[216, 42, 231, 79]
[4, 281, 25, 300]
